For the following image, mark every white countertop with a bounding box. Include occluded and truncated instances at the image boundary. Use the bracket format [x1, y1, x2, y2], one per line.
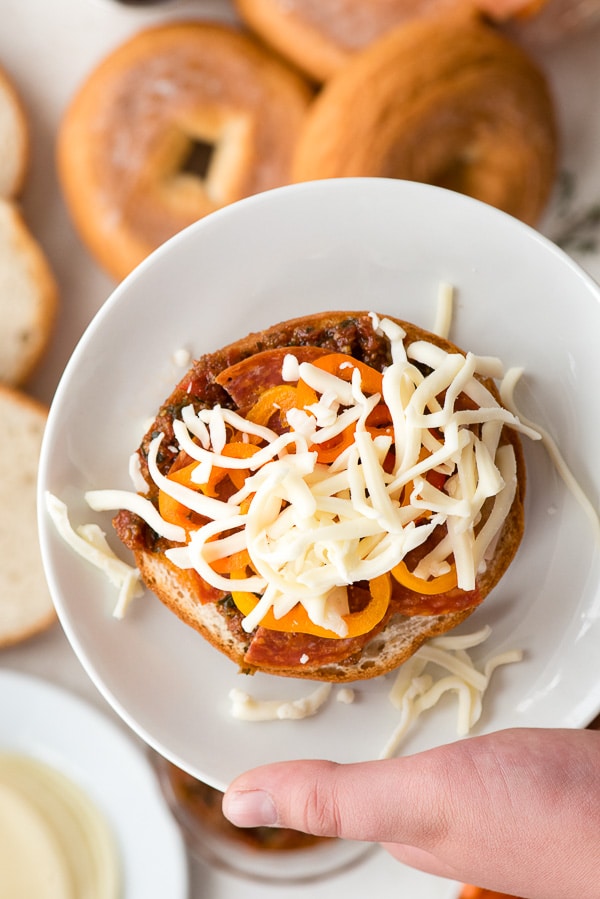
[1, 2, 599, 896]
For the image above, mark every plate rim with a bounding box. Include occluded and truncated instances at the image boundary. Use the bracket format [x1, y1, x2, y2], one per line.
[0, 668, 189, 898]
[37, 178, 600, 790]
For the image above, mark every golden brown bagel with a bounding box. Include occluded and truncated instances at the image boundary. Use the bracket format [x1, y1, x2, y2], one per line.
[0, 61, 29, 199]
[234, 0, 548, 82]
[291, 14, 558, 226]
[113, 311, 526, 682]
[57, 22, 313, 282]
[0, 199, 58, 387]
[505, 0, 600, 44]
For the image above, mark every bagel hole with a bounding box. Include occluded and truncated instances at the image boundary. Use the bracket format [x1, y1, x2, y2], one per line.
[435, 158, 471, 194]
[180, 138, 215, 180]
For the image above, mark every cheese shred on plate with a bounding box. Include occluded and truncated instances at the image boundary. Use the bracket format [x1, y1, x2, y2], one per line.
[379, 625, 523, 758]
[225, 625, 523, 760]
[44, 493, 143, 619]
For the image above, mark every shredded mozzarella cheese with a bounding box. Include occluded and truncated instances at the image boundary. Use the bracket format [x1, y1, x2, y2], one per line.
[379, 626, 523, 758]
[432, 282, 455, 340]
[44, 492, 143, 617]
[225, 626, 523, 758]
[501, 367, 600, 545]
[229, 683, 333, 721]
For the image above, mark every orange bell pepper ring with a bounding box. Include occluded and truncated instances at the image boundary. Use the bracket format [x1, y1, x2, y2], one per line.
[391, 560, 458, 595]
[292, 354, 392, 464]
[158, 462, 202, 531]
[245, 385, 299, 428]
[312, 353, 383, 395]
[216, 442, 261, 489]
[230, 571, 391, 639]
[295, 353, 384, 413]
[158, 443, 260, 531]
[210, 548, 253, 575]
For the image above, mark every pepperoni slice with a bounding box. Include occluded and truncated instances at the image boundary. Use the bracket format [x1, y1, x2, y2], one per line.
[215, 346, 330, 408]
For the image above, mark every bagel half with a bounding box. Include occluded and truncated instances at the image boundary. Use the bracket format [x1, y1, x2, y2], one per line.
[113, 311, 525, 682]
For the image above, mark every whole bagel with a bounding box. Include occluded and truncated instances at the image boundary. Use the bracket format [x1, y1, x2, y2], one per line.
[291, 14, 558, 226]
[0, 199, 58, 387]
[57, 22, 313, 281]
[0, 61, 29, 199]
[234, 0, 546, 82]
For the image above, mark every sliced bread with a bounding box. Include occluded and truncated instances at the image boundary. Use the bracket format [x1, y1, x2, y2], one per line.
[0, 385, 56, 646]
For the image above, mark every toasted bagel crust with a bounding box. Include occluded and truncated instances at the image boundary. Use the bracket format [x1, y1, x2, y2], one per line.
[116, 311, 525, 681]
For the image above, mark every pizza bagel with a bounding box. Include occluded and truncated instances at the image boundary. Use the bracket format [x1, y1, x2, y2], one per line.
[107, 311, 528, 682]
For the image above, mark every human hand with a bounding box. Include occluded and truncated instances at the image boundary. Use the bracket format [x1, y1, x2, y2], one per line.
[223, 727, 600, 899]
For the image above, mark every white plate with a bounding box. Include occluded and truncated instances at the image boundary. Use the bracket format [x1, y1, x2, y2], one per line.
[38, 178, 600, 791]
[0, 669, 188, 898]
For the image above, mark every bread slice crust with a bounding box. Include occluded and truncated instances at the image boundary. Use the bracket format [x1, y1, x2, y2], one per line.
[0, 385, 55, 647]
[114, 311, 525, 682]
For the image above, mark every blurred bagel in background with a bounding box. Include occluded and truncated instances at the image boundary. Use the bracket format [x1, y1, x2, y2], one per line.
[0, 199, 58, 387]
[57, 21, 313, 282]
[291, 13, 558, 226]
[0, 60, 58, 647]
[505, 0, 600, 44]
[0, 61, 29, 199]
[233, 0, 563, 82]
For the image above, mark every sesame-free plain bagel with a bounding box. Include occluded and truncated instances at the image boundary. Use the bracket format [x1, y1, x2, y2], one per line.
[57, 21, 313, 282]
[0, 61, 29, 199]
[234, 0, 549, 82]
[0, 199, 58, 387]
[291, 14, 558, 226]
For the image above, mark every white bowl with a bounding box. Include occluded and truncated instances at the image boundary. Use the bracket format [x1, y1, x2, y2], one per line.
[38, 178, 600, 792]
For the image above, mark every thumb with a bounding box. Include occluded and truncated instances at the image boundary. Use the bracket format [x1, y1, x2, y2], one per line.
[221, 728, 600, 898]
[222, 753, 451, 845]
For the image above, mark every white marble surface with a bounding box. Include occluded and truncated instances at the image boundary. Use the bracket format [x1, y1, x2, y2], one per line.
[1, 2, 599, 896]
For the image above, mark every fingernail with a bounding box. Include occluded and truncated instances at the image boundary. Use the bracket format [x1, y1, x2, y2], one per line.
[223, 789, 278, 827]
